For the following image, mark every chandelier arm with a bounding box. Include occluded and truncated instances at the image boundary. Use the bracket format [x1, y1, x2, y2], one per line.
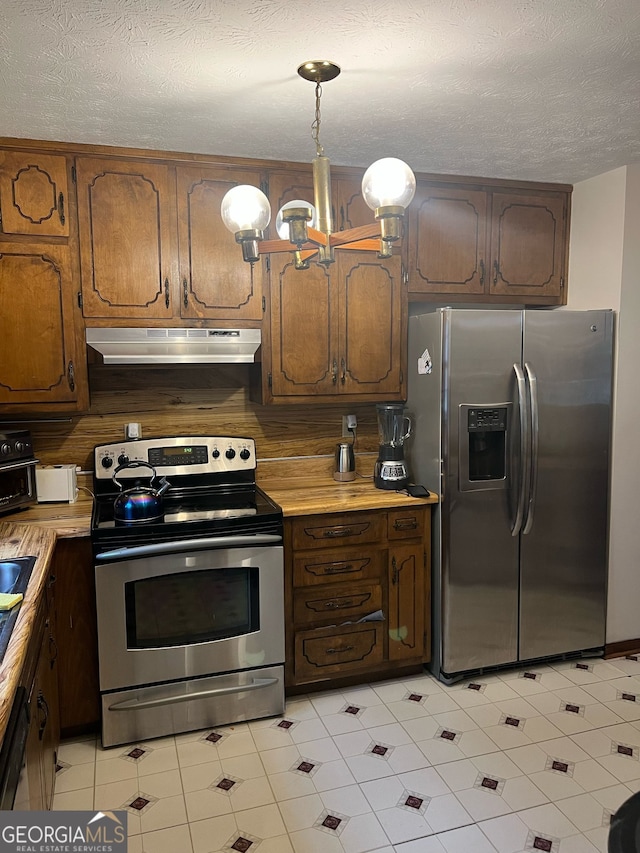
[332, 239, 382, 252]
[328, 223, 381, 247]
[257, 238, 321, 254]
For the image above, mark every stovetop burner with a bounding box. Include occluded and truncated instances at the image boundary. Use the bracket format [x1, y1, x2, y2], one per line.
[90, 435, 283, 554]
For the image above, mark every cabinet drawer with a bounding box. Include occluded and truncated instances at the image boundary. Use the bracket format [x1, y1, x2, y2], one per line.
[294, 583, 382, 626]
[294, 622, 384, 682]
[387, 508, 426, 541]
[291, 512, 385, 550]
[293, 547, 384, 587]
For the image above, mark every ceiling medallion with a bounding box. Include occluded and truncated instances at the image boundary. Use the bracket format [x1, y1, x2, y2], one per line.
[221, 61, 416, 269]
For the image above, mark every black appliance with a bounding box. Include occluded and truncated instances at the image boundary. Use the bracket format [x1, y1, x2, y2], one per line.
[0, 430, 37, 516]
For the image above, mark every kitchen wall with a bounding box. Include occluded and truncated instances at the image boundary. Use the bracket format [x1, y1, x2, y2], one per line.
[21, 363, 380, 482]
[567, 163, 640, 645]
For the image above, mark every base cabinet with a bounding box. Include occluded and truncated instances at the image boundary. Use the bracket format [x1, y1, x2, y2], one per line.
[285, 507, 431, 690]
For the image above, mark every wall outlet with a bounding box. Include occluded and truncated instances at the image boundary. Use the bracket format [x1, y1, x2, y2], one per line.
[125, 422, 142, 439]
[342, 414, 357, 436]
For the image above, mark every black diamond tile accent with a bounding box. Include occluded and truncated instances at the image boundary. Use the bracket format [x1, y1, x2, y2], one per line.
[371, 744, 388, 756]
[278, 719, 294, 729]
[205, 732, 223, 744]
[405, 795, 424, 809]
[217, 778, 236, 791]
[408, 693, 423, 702]
[344, 705, 361, 715]
[533, 837, 553, 852]
[505, 716, 521, 728]
[322, 815, 342, 831]
[440, 730, 456, 741]
[468, 682, 482, 691]
[622, 693, 637, 702]
[481, 776, 499, 790]
[55, 763, 64, 773]
[551, 760, 569, 773]
[626, 655, 639, 661]
[618, 744, 634, 757]
[564, 703, 581, 714]
[575, 662, 590, 671]
[231, 838, 253, 852]
[129, 797, 150, 811]
[127, 747, 145, 760]
[523, 671, 538, 680]
[297, 761, 315, 774]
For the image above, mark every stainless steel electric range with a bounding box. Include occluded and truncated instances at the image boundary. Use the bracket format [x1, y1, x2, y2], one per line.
[90, 435, 284, 748]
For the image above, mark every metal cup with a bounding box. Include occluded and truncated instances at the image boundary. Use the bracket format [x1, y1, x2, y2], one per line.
[334, 441, 356, 482]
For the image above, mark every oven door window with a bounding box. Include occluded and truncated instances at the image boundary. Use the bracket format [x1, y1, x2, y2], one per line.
[124, 567, 260, 649]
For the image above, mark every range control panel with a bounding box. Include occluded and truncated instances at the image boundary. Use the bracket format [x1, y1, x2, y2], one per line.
[94, 436, 256, 480]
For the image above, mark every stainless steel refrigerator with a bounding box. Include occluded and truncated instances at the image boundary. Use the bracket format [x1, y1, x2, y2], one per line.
[407, 308, 613, 683]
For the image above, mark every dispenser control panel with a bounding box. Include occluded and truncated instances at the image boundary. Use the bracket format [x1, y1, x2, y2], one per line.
[467, 408, 507, 432]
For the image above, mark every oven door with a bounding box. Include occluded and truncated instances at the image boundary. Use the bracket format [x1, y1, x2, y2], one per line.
[95, 541, 284, 692]
[0, 460, 37, 516]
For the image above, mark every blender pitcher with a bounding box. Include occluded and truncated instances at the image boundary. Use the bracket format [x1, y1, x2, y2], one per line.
[374, 403, 412, 490]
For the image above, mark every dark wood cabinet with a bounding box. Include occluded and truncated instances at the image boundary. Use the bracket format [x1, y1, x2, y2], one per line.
[0, 243, 86, 408]
[408, 180, 569, 305]
[0, 151, 69, 238]
[285, 506, 431, 691]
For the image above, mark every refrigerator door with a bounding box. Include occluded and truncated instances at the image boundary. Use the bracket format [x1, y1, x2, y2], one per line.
[519, 310, 612, 660]
[441, 309, 523, 676]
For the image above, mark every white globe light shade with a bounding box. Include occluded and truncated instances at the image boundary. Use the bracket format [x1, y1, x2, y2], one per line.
[221, 185, 271, 233]
[275, 200, 317, 240]
[361, 158, 416, 211]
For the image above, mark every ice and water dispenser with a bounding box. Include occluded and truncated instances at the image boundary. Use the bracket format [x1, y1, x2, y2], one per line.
[458, 404, 511, 491]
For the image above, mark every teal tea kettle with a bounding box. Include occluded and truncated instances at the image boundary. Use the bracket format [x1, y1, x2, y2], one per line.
[112, 461, 171, 524]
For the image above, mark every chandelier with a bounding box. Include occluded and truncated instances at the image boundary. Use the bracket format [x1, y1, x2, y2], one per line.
[220, 60, 416, 269]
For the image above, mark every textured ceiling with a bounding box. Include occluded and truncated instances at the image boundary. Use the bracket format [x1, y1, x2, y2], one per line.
[2, 0, 639, 184]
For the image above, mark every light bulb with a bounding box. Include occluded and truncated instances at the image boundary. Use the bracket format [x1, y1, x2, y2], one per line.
[275, 200, 317, 240]
[221, 185, 271, 233]
[361, 158, 416, 211]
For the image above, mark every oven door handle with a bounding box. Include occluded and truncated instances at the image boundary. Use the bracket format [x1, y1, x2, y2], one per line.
[95, 533, 283, 560]
[107, 677, 280, 711]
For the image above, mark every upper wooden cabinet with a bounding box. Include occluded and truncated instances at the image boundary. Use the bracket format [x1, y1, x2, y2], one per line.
[0, 242, 88, 409]
[407, 181, 569, 305]
[0, 151, 69, 237]
[76, 156, 265, 321]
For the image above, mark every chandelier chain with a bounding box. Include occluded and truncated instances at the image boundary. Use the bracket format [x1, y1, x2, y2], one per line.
[311, 81, 324, 157]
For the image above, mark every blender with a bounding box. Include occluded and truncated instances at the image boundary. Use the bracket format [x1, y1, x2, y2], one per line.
[374, 403, 412, 490]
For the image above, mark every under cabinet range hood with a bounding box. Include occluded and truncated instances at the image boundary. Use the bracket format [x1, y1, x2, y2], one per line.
[85, 328, 261, 365]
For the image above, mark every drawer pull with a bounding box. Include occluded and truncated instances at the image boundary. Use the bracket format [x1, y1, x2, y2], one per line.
[324, 599, 355, 609]
[324, 563, 355, 575]
[324, 528, 353, 538]
[326, 645, 355, 655]
[394, 518, 418, 531]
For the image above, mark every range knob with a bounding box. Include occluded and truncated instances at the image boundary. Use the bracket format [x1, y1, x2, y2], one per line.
[225, 447, 236, 460]
[117, 453, 130, 466]
[212, 448, 220, 459]
[0, 443, 10, 455]
[240, 448, 251, 461]
[14, 441, 25, 453]
[101, 456, 113, 469]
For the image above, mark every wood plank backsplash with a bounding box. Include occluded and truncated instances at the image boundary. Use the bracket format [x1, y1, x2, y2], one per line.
[14, 365, 381, 471]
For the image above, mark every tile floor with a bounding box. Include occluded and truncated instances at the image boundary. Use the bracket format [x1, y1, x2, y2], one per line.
[51, 655, 640, 853]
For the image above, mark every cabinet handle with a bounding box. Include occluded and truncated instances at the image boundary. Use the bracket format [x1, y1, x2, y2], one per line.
[323, 564, 355, 575]
[37, 692, 49, 740]
[183, 278, 189, 308]
[67, 361, 75, 391]
[49, 635, 58, 668]
[331, 359, 338, 384]
[324, 599, 356, 609]
[326, 645, 355, 655]
[341, 357, 346, 384]
[392, 556, 399, 585]
[493, 260, 499, 285]
[323, 528, 353, 538]
[47, 573, 56, 588]
[394, 518, 417, 531]
[164, 277, 170, 308]
[57, 192, 65, 226]
[479, 259, 485, 286]
[339, 205, 345, 230]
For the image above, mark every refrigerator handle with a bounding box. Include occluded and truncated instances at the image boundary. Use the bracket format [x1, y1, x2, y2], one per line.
[522, 362, 539, 535]
[512, 363, 529, 537]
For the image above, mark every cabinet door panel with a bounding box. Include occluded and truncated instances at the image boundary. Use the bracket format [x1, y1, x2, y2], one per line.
[409, 186, 488, 295]
[335, 176, 369, 230]
[293, 546, 384, 587]
[388, 543, 425, 662]
[490, 192, 566, 298]
[294, 583, 383, 626]
[0, 151, 69, 237]
[294, 622, 384, 682]
[177, 166, 264, 319]
[339, 253, 403, 395]
[0, 244, 79, 404]
[269, 258, 338, 397]
[292, 512, 385, 550]
[76, 157, 175, 318]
